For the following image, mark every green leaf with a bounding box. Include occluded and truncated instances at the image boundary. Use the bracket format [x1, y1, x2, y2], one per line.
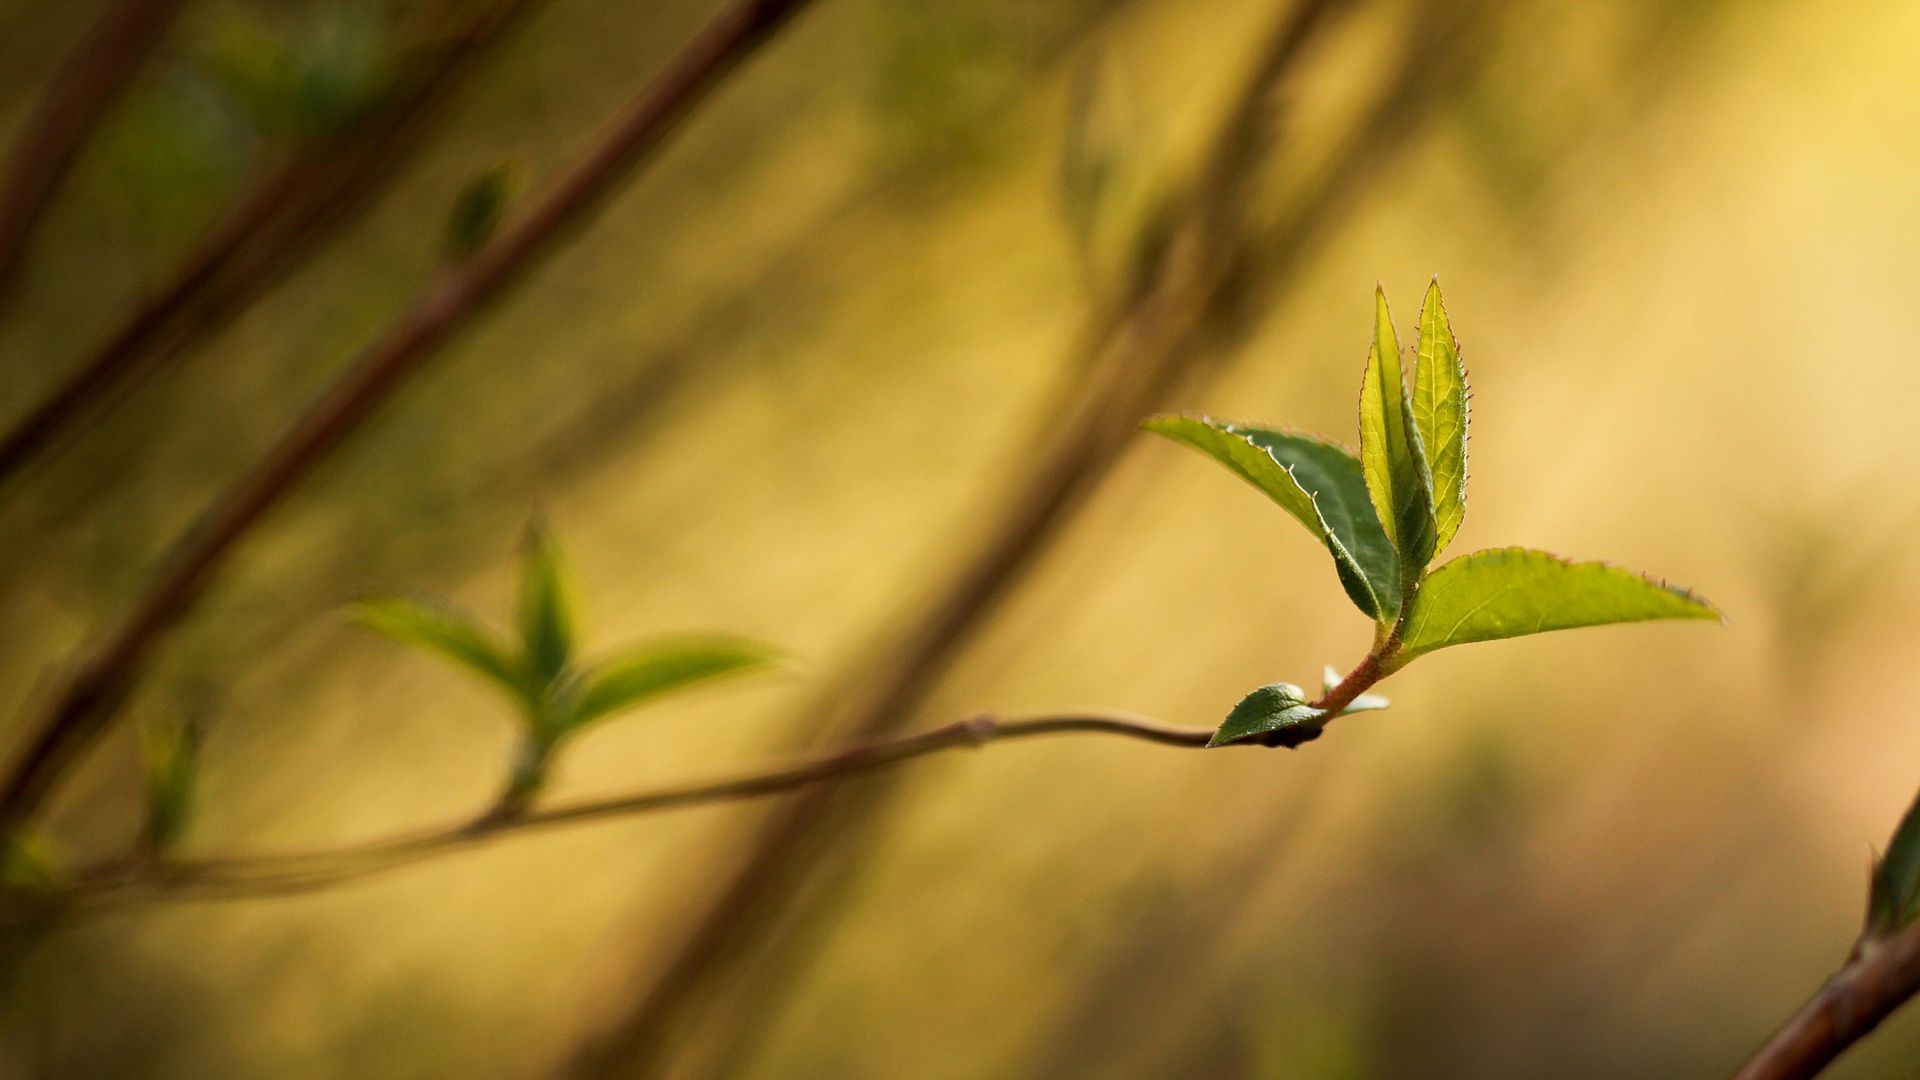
[445, 163, 518, 259]
[140, 717, 199, 851]
[1411, 280, 1469, 555]
[1146, 416, 1400, 620]
[516, 522, 578, 688]
[1398, 548, 1721, 659]
[1359, 287, 1437, 572]
[570, 636, 781, 729]
[1210, 683, 1325, 748]
[1870, 788, 1920, 936]
[357, 598, 527, 703]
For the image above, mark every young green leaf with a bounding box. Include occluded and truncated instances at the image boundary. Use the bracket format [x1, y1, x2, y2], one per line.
[1145, 416, 1400, 620]
[445, 164, 518, 260]
[1359, 287, 1437, 571]
[517, 523, 578, 687]
[140, 717, 199, 851]
[1412, 280, 1469, 555]
[357, 598, 527, 704]
[1210, 683, 1325, 747]
[1397, 547, 1721, 660]
[1870, 787, 1920, 936]
[570, 636, 781, 729]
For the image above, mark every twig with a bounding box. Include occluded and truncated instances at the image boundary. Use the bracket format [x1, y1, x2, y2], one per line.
[0, 0, 186, 308]
[0, 0, 541, 486]
[565, 1, 1355, 1073]
[1731, 919, 1920, 1080]
[0, 0, 820, 837]
[20, 711, 1212, 914]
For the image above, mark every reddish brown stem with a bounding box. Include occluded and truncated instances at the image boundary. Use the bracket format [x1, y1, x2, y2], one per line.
[0, 0, 818, 837]
[15, 711, 1212, 914]
[0, 0, 187, 307]
[0, 0, 540, 484]
[1732, 926, 1920, 1080]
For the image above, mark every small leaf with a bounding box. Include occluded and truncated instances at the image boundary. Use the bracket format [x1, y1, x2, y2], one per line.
[1359, 287, 1437, 572]
[1210, 683, 1326, 747]
[1398, 547, 1721, 659]
[1412, 279, 1469, 555]
[516, 522, 578, 688]
[445, 163, 518, 259]
[1870, 787, 1920, 936]
[570, 636, 781, 729]
[0, 833, 60, 892]
[140, 717, 199, 851]
[1146, 416, 1399, 620]
[357, 598, 526, 703]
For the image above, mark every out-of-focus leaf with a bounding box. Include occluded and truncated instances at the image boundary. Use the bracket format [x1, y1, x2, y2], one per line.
[1359, 287, 1436, 572]
[357, 598, 526, 703]
[1398, 547, 1721, 659]
[1210, 683, 1325, 748]
[1412, 279, 1469, 555]
[445, 163, 518, 259]
[1870, 787, 1920, 936]
[1145, 416, 1399, 621]
[570, 637, 781, 729]
[140, 717, 199, 851]
[1, 833, 60, 891]
[516, 523, 577, 688]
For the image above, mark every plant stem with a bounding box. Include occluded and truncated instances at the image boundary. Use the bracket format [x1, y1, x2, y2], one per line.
[16, 711, 1212, 914]
[0, 0, 186, 308]
[0, 0, 541, 486]
[1732, 923, 1920, 1080]
[0, 0, 819, 840]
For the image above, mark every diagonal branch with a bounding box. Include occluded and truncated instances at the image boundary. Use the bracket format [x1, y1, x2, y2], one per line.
[0, 0, 187, 309]
[19, 711, 1213, 916]
[1730, 923, 1920, 1080]
[0, 0, 541, 486]
[0, 0, 821, 839]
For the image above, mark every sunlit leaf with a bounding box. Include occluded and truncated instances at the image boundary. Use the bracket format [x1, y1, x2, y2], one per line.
[1870, 788, 1920, 936]
[357, 598, 526, 703]
[1398, 547, 1721, 659]
[516, 522, 577, 687]
[1359, 287, 1436, 571]
[1146, 416, 1399, 620]
[570, 636, 781, 729]
[1210, 683, 1325, 747]
[1412, 279, 1469, 555]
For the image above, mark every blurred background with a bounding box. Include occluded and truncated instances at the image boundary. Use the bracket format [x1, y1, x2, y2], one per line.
[3, 0, 1919, 1076]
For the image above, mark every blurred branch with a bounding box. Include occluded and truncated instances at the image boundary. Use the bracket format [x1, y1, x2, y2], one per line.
[566, 1, 1364, 1074]
[0, 0, 540, 489]
[22, 711, 1214, 913]
[0, 0, 820, 840]
[0, 0, 186, 310]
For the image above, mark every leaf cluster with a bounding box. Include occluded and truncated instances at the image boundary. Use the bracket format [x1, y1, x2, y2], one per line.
[1149, 281, 1720, 746]
[358, 524, 780, 809]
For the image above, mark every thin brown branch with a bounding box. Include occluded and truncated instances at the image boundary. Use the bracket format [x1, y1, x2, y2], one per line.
[0, 0, 819, 838]
[1731, 922, 1920, 1080]
[23, 711, 1212, 914]
[565, 1, 1357, 1074]
[0, 0, 541, 487]
[0, 0, 186, 308]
